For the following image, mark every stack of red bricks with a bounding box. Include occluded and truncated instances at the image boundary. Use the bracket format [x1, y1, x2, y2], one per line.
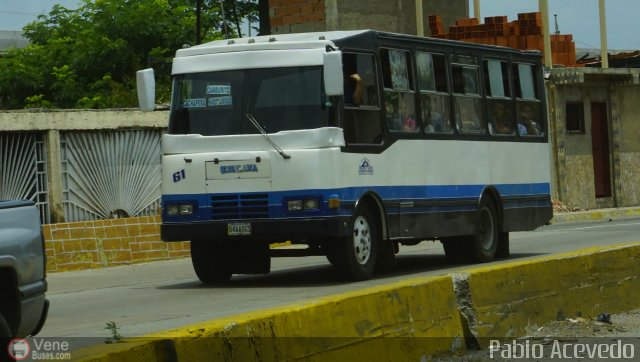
[429, 12, 577, 66]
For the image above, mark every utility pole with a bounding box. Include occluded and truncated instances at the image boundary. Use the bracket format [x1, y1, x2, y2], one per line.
[415, 0, 423, 36]
[599, 0, 609, 68]
[539, 0, 553, 68]
[196, 0, 202, 44]
[258, 0, 271, 35]
[220, 0, 228, 39]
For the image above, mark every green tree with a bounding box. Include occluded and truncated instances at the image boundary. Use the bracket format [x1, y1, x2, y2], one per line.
[0, 0, 260, 110]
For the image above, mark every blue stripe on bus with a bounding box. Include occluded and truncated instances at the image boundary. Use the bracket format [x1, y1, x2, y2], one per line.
[161, 183, 550, 222]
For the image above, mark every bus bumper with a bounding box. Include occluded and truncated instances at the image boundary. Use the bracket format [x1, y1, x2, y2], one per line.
[161, 216, 352, 242]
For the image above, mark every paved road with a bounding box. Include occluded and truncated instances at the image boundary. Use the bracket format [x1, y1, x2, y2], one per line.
[39, 217, 640, 339]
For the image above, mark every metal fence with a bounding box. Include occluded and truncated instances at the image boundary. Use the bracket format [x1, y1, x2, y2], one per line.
[0, 132, 50, 223]
[61, 129, 162, 221]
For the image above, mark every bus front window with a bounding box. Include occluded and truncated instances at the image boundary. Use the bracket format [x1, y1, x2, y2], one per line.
[169, 67, 335, 135]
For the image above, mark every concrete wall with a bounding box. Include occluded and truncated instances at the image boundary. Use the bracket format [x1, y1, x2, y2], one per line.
[0, 109, 167, 131]
[617, 86, 640, 206]
[550, 83, 610, 210]
[269, 0, 468, 35]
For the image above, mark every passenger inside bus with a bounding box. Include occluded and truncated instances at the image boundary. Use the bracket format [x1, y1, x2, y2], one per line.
[344, 73, 362, 106]
[489, 101, 513, 134]
[385, 101, 400, 130]
[402, 114, 417, 132]
[399, 100, 417, 132]
[517, 104, 540, 135]
[422, 96, 450, 133]
[456, 99, 481, 132]
[386, 93, 417, 132]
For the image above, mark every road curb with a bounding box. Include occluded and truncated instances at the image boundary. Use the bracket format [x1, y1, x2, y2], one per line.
[551, 207, 640, 224]
[71, 243, 640, 361]
[458, 243, 640, 346]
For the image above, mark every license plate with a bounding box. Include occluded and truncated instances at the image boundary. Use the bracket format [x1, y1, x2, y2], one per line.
[227, 222, 252, 236]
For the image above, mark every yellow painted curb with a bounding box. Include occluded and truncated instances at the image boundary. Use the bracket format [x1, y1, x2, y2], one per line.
[70, 243, 640, 361]
[72, 275, 465, 361]
[460, 243, 640, 345]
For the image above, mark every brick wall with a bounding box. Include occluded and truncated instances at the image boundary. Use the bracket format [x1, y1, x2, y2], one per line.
[43, 216, 190, 272]
[430, 12, 577, 67]
[269, 0, 325, 28]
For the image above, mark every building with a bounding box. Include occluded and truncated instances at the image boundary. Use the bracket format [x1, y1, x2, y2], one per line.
[546, 68, 640, 210]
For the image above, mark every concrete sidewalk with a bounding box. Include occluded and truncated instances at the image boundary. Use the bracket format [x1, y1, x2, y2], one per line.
[551, 206, 640, 224]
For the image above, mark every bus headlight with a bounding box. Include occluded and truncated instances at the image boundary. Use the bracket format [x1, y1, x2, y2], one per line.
[287, 197, 320, 212]
[288, 200, 303, 211]
[179, 204, 194, 215]
[167, 204, 194, 216]
[303, 199, 319, 210]
[167, 205, 179, 216]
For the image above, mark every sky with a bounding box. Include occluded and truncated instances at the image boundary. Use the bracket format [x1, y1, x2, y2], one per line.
[0, 0, 638, 50]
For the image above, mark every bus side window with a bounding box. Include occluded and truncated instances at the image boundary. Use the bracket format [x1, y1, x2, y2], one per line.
[381, 48, 417, 133]
[417, 52, 452, 134]
[342, 53, 382, 144]
[484, 60, 514, 135]
[452, 56, 483, 133]
[513, 63, 544, 137]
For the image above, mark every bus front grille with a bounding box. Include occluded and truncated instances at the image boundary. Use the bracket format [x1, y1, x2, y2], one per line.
[210, 194, 269, 220]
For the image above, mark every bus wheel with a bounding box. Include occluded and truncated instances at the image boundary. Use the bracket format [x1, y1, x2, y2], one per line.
[334, 207, 379, 281]
[496, 231, 510, 258]
[470, 197, 499, 262]
[442, 237, 468, 264]
[190, 240, 232, 284]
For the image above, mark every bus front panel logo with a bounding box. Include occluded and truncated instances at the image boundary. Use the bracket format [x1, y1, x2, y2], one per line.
[358, 158, 374, 175]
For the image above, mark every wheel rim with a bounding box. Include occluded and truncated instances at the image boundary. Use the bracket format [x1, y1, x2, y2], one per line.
[352, 215, 372, 265]
[478, 206, 495, 250]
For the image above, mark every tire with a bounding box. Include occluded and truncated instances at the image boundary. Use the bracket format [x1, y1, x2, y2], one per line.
[469, 197, 499, 262]
[0, 312, 11, 338]
[496, 231, 510, 258]
[332, 207, 379, 281]
[442, 236, 468, 264]
[324, 241, 340, 267]
[190, 240, 232, 285]
[375, 239, 397, 271]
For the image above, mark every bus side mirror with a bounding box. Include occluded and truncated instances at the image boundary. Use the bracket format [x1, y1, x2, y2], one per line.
[136, 68, 156, 112]
[323, 52, 344, 96]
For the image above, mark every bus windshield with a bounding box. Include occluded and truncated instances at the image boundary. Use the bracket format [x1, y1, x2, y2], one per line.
[169, 66, 335, 136]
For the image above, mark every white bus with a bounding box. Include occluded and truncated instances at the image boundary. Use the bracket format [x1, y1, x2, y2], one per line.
[137, 30, 552, 283]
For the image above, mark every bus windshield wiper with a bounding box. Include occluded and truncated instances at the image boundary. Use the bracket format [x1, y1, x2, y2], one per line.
[245, 113, 291, 160]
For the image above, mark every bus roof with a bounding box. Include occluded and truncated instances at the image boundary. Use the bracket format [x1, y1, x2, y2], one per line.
[175, 30, 370, 58]
[176, 29, 541, 60]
